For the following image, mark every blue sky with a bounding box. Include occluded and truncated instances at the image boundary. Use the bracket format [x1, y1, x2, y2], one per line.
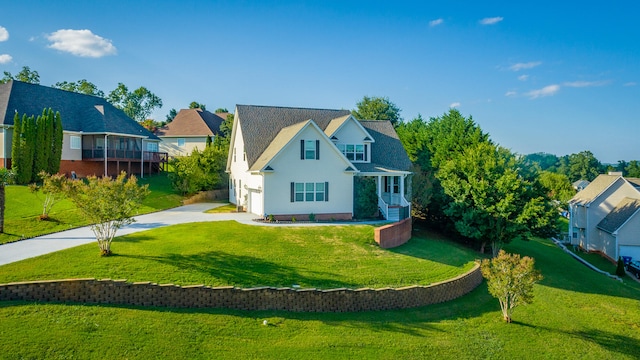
[1, 1, 638, 163]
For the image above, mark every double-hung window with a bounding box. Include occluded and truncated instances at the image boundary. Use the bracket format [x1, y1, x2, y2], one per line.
[291, 182, 329, 202]
[70, 136, 81, 150]
[337, 144, 366, 162]
[301, 140, 320, 160]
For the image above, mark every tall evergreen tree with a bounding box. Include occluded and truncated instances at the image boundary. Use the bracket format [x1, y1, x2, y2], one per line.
[33, 110, 49, 178]
[22, 115, 36, 184]
[49, 111, 63, 174]
[10, 112, 22, 179]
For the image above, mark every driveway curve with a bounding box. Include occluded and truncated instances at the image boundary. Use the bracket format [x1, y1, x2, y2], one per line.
[0, 204, 385, 266]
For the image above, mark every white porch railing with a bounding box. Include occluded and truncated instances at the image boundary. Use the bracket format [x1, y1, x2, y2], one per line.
[378, 196, 389, 220]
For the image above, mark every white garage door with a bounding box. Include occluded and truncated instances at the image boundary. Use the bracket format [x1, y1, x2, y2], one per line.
[620, 245, 640, 261]
[248, 189, 263, 216]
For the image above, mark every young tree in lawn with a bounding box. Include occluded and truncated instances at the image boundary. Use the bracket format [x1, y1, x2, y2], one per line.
[28, 171, 68, 220]
[0, 168, 14, 233]
[481, 250, 543, 323]
[65, 172, 149, 256]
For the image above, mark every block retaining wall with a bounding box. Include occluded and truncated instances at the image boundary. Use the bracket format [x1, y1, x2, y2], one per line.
[375, 218, 412, 248]
[0, 264, 482, 312]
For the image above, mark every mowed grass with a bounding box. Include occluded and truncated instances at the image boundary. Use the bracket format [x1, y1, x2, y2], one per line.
[0, 228, 639, 359]
[0, 222, 477, 288]
[0, 173, 183, 245]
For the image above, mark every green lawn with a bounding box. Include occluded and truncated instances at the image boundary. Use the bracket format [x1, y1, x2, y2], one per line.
[1, 223, 639, 359]
[0, 173, 183, 245]
[0, 222, 477, 288]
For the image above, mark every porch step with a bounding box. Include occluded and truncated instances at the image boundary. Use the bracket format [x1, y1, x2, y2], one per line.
[387, 207, 400, 222]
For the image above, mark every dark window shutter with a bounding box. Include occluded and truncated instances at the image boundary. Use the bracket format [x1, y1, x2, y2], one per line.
[291, 182, 295, 202]
[364, 144, 368, 161]
[300, 140, 305, 159]
[325, 182, 329, 201]
[315, 140, 320, 160]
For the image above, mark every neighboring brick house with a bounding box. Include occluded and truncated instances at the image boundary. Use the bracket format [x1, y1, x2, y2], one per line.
[568, 173, 640, 261]
[0, 80, 165, 177]
[227, 105, 412, 221]
[155, 108, 225, 157]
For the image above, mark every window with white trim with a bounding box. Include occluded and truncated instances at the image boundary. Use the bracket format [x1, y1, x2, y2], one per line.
[177, 138, 186, 147]
[337, 144, 366, 162]
[291, 182, 329, 202]
[70, 135, 81, 150]
[300, 140, 319, 160]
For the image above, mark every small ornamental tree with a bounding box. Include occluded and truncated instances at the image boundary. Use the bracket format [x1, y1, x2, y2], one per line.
[65, 172, 149, 256]
[481, 250, 543, 323]
[28, 171, 69, 220]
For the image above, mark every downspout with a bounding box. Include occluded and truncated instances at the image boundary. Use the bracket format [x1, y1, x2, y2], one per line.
[141, 138, 144, 179]
[104, 134, 108, 177]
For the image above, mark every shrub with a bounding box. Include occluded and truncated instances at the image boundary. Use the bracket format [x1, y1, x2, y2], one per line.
[308, 213, 315, 222]
[616, 257, 626, 277]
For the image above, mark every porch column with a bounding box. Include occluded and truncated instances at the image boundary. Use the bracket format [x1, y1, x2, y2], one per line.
[104, 134, 108, 177]
[141, 139, 144, 178]
[377, 175, 382, 197]
[400, 175, 405, 201]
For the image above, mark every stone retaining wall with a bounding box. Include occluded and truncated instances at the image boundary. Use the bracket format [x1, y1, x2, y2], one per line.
[375, 218, 412, 248]
[0, 264, 482, 312]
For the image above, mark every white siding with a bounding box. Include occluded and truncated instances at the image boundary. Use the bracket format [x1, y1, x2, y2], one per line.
[228, 121, 263, 211]
[159, 136, 208, 157]
[61, 132, 82, 161]
[262, 124, 353, 216]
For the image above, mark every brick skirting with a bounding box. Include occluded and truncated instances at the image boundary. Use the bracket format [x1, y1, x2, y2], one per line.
[375, 218, 412, 248]
[0, 264, 482, 312]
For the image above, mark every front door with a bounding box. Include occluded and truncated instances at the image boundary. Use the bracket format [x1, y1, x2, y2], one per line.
[384, 176, 400, 205]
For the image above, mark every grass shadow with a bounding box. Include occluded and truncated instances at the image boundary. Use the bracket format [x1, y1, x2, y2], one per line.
[121, 251, 358, 289]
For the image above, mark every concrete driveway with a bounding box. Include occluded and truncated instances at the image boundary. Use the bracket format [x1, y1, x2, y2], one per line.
[0, 204, 384, 266]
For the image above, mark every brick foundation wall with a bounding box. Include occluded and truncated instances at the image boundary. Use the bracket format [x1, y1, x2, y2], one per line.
[270, 213, 352, 221]
[0, 264, 482, 312]
[59, 160, 161, 178]
[375, 218, 412, 248]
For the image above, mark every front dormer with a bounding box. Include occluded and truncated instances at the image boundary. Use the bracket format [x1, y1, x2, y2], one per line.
[325, 115, 374, 163]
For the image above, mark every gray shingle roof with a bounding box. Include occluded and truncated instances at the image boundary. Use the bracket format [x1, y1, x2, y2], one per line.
[597, 197, 640, 234]
[235, 105, 412, 173]
[236, 105, 351, 168]
[155, 108, 223, 136]
[0, 80, 158, 140]
[569, 174, 621, 206]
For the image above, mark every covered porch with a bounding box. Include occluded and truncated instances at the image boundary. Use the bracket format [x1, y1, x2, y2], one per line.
[359, 171, 411, 222]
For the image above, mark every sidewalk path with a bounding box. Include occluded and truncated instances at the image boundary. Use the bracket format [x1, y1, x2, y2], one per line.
[0, 204, 385, 266]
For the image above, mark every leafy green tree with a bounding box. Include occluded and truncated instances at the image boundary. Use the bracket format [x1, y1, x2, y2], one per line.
[0, 168, 14, 233]
[205, 135, 213, 148]
[52, 79, 105, 97]
[625, 160, 640, 178]
[352, 96, 402, 126]
[214, 113, 234, 149]
[189, 102, 206, 111]
[107, 83, 163, 122]
[353, 177, 378, 219]
[538, 171, 575, 203]
[481, 250, 543, 322]
[165, 108, 178, 123]
[65, 172, 149, 256]
[214, 108, 229, 113]
[567, 151, 602, 182]
[1, 66, 40, 84]
[28, 171, 68, 220]
[168, 146, 228, 195]
[439, 142, 556, 255]
[523, 152, 559, 172]
[408, 164, 433, 220]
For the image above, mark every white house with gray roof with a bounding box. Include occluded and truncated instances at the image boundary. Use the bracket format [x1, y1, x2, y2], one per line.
[568, 173, 640, 261]
[226, 105, 412, 221]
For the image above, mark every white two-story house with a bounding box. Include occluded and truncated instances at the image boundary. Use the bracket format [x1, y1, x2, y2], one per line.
[227, 105, 412, 221]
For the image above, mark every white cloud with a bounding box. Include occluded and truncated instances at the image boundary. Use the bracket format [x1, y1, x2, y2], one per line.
[624, 82, 637, 87]
[563, 80, 608, 87]
[505, 91, 517, 97]
[509, 61, 541, 71]
[429, 18, 444, 27]
[450, 102, 461, 108]
[518, 74, 529, 81]
[0, 54, 12, 64]
[0, 26, 8, 42]
[480, 17, 503, 25]
[46, 29, 117, 58]
[526, 84, 560, 99]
